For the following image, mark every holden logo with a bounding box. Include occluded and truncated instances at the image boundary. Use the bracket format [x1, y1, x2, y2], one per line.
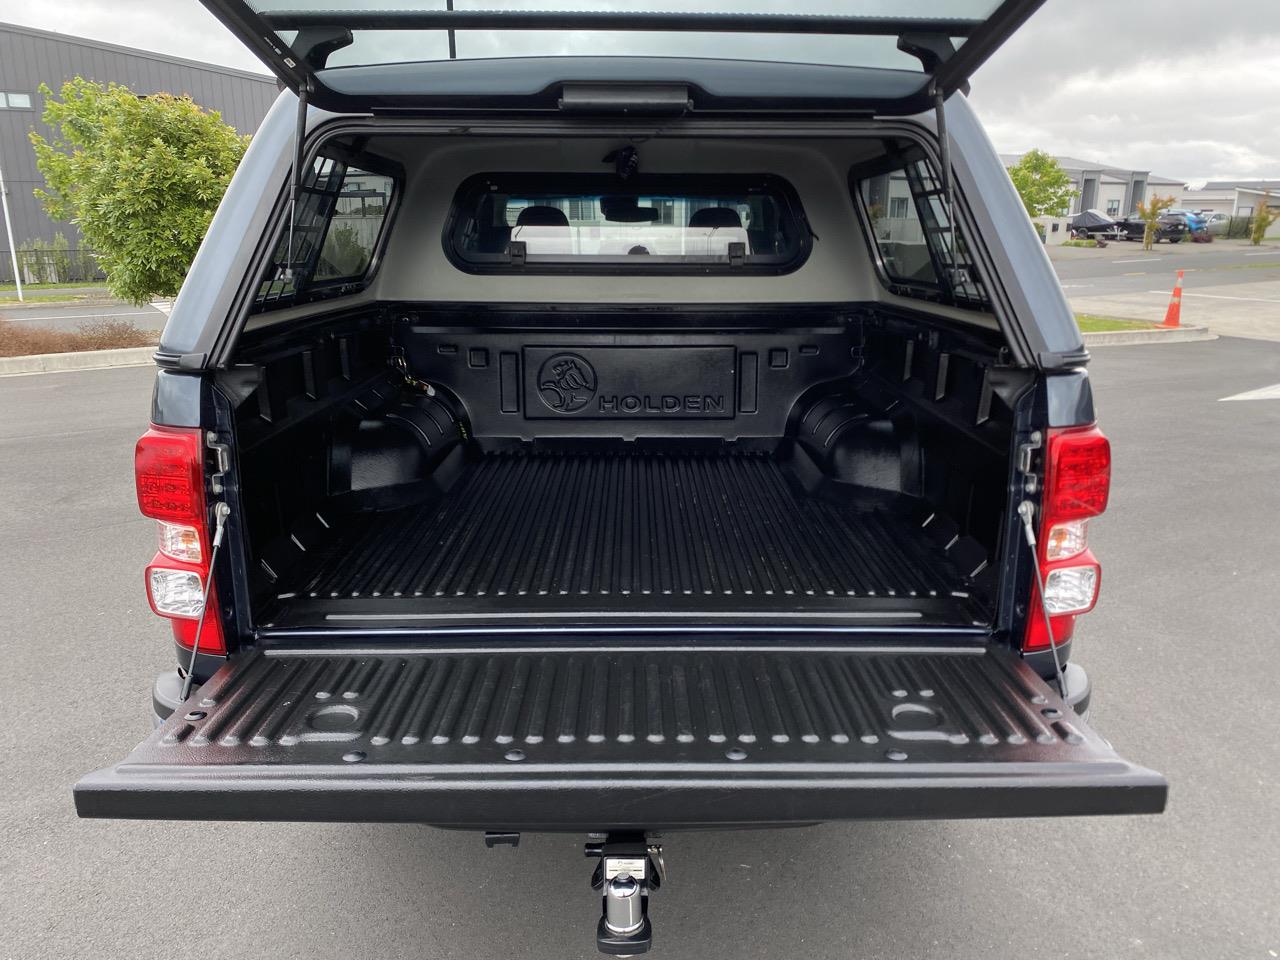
[537, 353, 596, 413]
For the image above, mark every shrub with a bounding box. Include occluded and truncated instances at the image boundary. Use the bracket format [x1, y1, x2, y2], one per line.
[1250, 192, 1277, 245]
[0, 319, 156, 357]
[1136, 194, 1175, 250]
[30, 78, 248, 304]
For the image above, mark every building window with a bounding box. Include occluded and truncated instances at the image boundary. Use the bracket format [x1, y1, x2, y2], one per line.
[0, 92, 33, 109]
[888, 196, 910, 219]
[1106, 200, 1121, 216]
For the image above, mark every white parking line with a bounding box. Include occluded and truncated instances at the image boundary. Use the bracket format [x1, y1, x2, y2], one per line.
[1244, 252, 1276, 256]
[1220, 383, 1280, 402]
[1113, 258, 1162, 263]
[0, 310, 155, 322]
[1154, 291, 1280, 304]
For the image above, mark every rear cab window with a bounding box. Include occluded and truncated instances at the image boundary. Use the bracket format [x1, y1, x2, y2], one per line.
[446, 173, 811, 273]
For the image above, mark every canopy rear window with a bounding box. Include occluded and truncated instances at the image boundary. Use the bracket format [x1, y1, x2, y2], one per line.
[201, 2, 1046, 114]
[446, 173, 811, 274]
[237, 1, 1009, 70]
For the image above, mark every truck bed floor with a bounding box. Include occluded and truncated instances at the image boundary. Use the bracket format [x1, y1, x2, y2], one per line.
[272, 451, 983, 627]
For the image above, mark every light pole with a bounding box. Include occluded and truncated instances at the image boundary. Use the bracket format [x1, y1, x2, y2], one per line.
[0, 151, 22, 302]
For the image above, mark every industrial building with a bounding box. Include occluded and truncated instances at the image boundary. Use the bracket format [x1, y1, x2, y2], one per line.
[1179, 180, 1280, 217]
[0, 21, 277, 281]
[999, 153, 1186, 218]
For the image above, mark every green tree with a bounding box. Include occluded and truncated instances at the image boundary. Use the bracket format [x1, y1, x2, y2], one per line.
[1137, 194, 1175, 251]
[29, 78, 248, 304]
[1250, 192, 1277, 245]
[1007, 149, 1076, 218]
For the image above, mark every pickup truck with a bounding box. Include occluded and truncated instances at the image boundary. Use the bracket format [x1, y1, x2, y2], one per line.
[76, 2, 1166, 953]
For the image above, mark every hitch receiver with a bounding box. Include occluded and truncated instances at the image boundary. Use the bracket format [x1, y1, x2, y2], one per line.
[585, 834, 664, 955]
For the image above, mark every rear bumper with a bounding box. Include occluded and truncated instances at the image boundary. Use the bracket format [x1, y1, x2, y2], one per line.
[83, 644, 1163, 829]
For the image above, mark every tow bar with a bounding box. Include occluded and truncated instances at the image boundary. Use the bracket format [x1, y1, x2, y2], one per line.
[585, 833, 664, 955]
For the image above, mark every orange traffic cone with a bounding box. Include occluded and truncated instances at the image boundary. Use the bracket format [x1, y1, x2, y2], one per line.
[1162, 270, 1184, 328]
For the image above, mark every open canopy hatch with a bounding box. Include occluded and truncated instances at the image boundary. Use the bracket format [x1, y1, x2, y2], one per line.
[200, 1, 1046, 114]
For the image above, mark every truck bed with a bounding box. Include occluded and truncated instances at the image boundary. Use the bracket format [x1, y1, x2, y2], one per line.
[266, 450, 987, 630]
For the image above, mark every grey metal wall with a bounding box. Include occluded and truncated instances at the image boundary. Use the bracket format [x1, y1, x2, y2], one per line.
[0, 21, 279, 257]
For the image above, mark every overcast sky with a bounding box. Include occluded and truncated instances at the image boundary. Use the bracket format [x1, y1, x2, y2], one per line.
[1, 0, 1276, 182]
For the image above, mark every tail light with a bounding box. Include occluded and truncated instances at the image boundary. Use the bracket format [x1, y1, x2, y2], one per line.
[136, 426, 225, 654]
[1023, 425, 1110, 652]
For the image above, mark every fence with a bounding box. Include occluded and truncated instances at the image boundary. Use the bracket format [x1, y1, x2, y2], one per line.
[0, 247, 104, 285]
[1223, 216, 1255, 240]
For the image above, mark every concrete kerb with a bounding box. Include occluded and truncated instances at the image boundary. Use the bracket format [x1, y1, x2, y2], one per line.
[1082, 325, 1215, 347]
[0, 346, 155, 376]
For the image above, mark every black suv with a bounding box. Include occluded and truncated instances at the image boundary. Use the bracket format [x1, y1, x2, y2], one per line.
[77, 3, 1165, 953]
[1115, 211, 1188, 243]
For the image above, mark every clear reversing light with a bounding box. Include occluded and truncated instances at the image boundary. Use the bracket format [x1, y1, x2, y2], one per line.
[148, 568, 205, 618]
[1043, 565, 1098, 616]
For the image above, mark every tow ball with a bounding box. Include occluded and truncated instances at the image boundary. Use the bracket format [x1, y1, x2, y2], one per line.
[584, 833, 665, 955]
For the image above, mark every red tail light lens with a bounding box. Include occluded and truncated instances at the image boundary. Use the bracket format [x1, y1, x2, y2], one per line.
[136, 426, 225, 655]
[1023, 425, 1110, 652]
[1044, 427, 1111, 521]
[136, 427, 204, 523]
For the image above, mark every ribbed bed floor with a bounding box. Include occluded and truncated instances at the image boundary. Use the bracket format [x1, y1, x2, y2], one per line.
[291, 451, 973, 609]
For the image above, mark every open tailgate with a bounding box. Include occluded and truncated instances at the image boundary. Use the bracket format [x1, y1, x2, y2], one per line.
[76, 644, 1165, 828]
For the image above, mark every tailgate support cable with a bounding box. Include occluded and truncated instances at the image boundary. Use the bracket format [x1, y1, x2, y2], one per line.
[1017, 500, 1068, 699]
[179, 501, 231, 702]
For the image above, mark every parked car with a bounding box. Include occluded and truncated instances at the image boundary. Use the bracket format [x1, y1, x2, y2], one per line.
[1203, 212, 1231, 236]
[1114, 211, 1188, 242]
[76, 1, 1167, 953]
[1166, 209, 1212, 242]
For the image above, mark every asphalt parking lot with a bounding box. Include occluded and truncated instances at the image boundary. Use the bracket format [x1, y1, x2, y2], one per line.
[0, 295, 170, 333]
[3, 338, 1278, 960]
[1050, 239, 1280, 339]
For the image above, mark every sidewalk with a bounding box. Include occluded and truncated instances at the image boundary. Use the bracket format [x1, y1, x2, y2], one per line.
[1048, 236, 1280, 263]
[1071, 278, 1280, 342]
[0, 284, 116, 302]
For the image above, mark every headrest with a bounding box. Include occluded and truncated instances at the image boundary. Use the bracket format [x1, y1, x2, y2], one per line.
[689, 207, 742, 229]
[516, 205, 570, 227]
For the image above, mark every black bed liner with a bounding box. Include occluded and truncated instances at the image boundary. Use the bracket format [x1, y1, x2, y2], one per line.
[268, 450, 987, 629]
[75, 643, 1165, 826]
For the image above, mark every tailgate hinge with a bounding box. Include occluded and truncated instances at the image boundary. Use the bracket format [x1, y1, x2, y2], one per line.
[207, 431, 232, 495]
[1017, 430, 1042, 493]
